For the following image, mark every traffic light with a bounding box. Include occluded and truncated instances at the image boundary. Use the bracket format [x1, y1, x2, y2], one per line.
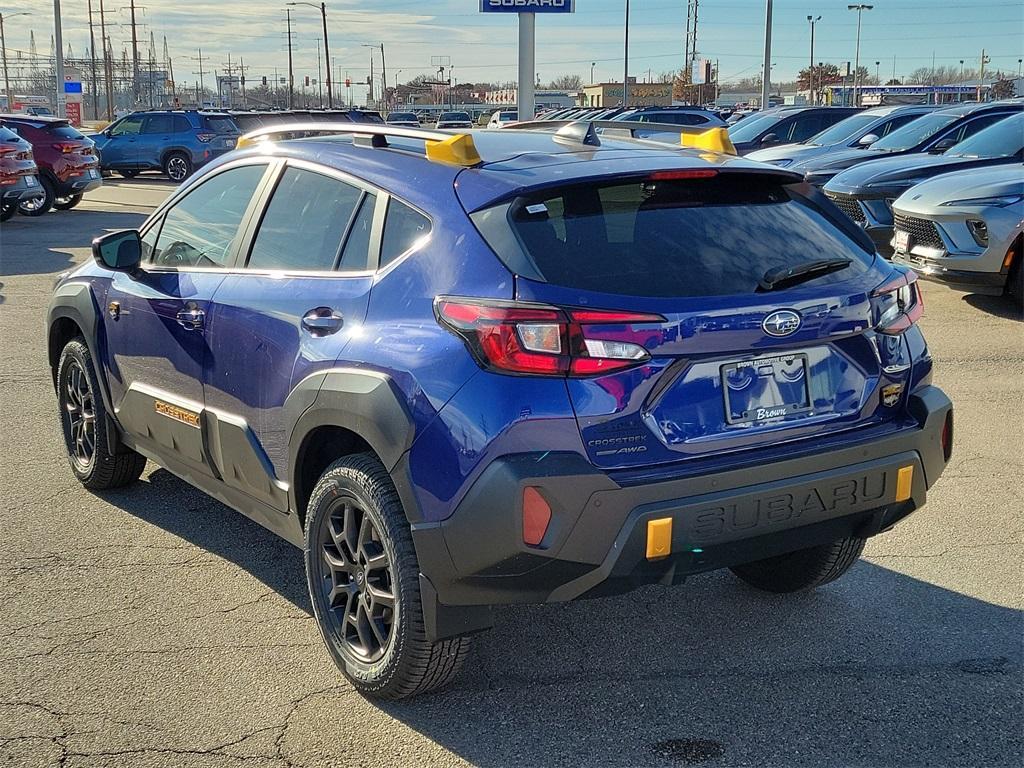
[345, 78, 351, 88]
[262, 76, 267, 86]
[305, 76, 310, 87]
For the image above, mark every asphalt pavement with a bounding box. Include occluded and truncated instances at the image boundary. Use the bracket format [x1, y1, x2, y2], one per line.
[0, 178, 1021, 768]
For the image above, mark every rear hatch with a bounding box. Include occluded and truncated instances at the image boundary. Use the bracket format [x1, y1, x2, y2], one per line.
[200, 113, 242, 150]
[469, 169, 921, 471]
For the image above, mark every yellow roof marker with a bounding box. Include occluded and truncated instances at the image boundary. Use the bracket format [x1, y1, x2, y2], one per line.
[681, 127, 737, 156]
[425, 133, 482, 167]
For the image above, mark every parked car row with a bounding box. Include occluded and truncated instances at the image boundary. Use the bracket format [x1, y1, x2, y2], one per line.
[746, 103, 1022, 304]
[0, 114, 101, 221]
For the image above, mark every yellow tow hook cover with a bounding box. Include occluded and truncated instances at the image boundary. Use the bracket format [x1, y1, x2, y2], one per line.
[680, 127, 737, 156]
[425, 133, 482, 167]
[646, 518, 673, 560]
[895, 466, 914, 502]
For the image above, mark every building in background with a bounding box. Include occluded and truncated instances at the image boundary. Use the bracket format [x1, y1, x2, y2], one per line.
[581, 79, 672, 108]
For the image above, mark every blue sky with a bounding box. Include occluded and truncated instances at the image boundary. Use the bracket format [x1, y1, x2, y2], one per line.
[8, 0, 1023, 92]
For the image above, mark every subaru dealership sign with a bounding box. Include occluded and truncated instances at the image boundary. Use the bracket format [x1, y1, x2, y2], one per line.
[480, 0, 575, 12]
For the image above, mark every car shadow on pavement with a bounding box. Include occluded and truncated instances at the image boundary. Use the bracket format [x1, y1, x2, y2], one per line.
[0, 210, 149, 278]
[101, 468, 1021, 767]
[962, 292, 1023, 321]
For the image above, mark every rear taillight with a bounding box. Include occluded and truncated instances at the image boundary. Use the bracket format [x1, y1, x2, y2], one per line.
[52, 142, 84, 154]
[872, 271, 924, 335]
[435, 297, 664, 377]
[196, 132, 216, 143]
[941, 410, 954, 462]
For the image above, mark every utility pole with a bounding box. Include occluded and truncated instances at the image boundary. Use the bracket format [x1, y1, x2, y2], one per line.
[380, 43, 387, 109]
[191, 48, 207, 107]
[286, 9, 295, 109]
[847, 4, 873, 108]
[164, 36, 176, 106]
[979, 49, 990, 101]
[322, 3, 332, 108]
[239, 56, 246, 107]
[622, 0, 630, 107]
[129, 0, 139, 104]
[148, 32, 156, 108]
[685, 0, 700, 80]
[315, 40, 322, 108]
[87, 0, 99, 118]
[54, 0, 66, 118]
[807, 16, 820, 105]
[760, 0, 772, 110]
[98, 0, 114, 119]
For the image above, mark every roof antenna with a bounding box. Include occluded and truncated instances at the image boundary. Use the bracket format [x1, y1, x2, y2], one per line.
[554, 121, 602, 148]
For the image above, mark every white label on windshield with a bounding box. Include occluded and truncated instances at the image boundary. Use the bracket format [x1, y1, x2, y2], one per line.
[525, 204, 548, 215]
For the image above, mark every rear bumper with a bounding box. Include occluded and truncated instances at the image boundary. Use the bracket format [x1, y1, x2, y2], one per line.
[59, 172, 102, 196]
[412, 386, 953, 640]
[1, 175, 45, 202]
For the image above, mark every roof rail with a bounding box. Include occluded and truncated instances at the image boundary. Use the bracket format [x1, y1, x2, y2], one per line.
[505, 119, 736, 155]
[235, 122, 482, 167]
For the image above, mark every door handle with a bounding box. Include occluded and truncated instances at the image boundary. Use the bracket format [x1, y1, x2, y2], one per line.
[302, 307, 344, 335]
[176, 307, 205, 330]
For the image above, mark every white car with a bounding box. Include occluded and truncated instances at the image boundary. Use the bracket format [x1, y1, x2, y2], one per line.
[435, 112, 473, 130]
[487, 110, 519, 129]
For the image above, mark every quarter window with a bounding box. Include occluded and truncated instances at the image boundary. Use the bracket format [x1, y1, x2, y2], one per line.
[151, 164, 267, 268]
[380, 199, 431, 268]
[248, 167, 362, 272]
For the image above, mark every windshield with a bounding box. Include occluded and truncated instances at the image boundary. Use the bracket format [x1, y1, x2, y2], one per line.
[807, 113, 881, 146]
[871, 113, 957, 151]
[728, 112, 782, 142]
[505, 174, 872, 298]
[948, 113, 1023, 158]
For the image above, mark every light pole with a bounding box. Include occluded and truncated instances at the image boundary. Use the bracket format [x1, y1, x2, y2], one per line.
[807, 15, 820, 105]
[53, 0, 66, 117]
[622, 0, 630, 107]
[847, 4, 872, 107]
[760, 0, 773, 110]
[875, 60, 880, 85]
[288, 2, 332, 108]
[1, 11, 30, 114]
[590, 61, 595, 85]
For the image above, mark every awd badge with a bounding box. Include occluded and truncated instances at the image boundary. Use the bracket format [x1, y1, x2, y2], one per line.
[881, 383, 905, 408]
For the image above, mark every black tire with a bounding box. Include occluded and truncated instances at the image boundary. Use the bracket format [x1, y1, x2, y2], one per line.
[56, 338, 147, 490]
[305, 453, 471, 700]
[17, 176, 54, 216]
[53, 193, 83, 211]
[1008, 252, 1023, 309]
[163, 152, 192, 183]
[118, 169, 140, 179]
[730, 536, 866, 593]
[0, 201, 15, 222]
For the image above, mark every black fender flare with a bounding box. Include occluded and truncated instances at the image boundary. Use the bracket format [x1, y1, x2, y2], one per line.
[47, 280, 121, 453]
[285, 367, 418, 518]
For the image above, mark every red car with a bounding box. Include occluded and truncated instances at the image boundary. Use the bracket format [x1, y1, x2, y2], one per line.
[0, 114, 101, 216]
[0, 124, 44, 222]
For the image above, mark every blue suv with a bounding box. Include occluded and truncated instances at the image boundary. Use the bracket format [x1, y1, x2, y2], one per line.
[48, 123, 953, 699]
[92, 110, 241, 182]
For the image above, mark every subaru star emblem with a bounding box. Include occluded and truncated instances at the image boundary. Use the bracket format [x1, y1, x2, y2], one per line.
[762, 310, 802, 337]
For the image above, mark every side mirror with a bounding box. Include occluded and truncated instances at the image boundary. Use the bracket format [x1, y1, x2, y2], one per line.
[858, 133, 880, 147]
[930, 137, 956, 154]
[92, 230, 142, 272]
[760, 132, 779, 146]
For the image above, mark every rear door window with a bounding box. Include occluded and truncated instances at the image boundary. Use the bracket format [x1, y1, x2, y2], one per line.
[172, 116, 192, 133]
[338, 194, 377, 271]
[142, 115, 174, 134]
[506, 174, 873, 298]
[788, 115, 824, 142]
[247, 167, 363, 272]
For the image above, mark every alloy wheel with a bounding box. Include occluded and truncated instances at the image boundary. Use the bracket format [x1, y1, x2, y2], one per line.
[64, 360, 96, 470]
[166, 157, 188, 182]
[315, 496, 396, 663]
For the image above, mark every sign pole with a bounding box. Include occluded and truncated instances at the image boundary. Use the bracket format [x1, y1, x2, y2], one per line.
[54, 0, 66, 118]
[518, 12, 535, 121]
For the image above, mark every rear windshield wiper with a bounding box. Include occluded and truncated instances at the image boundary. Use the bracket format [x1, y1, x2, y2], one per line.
[757, 258, 852, 292]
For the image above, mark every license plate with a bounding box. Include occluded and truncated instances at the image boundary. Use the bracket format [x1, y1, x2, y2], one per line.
[721, 354, 812, 424]
[24, 175, 36, 186]
[894, 229, 911, 254]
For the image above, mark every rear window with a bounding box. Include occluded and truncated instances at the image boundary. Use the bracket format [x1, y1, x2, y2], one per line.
[41, 122, 85, 139]
[201, 115, 240, 134]
[388, 113, 417, 122]
[505, 175, 873, 298]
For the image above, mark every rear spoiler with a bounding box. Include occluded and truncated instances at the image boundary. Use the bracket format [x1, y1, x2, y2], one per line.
[503, 120, 738, 155]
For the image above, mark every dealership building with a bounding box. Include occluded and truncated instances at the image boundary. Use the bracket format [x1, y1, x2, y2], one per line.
[580, 80, 673, 108]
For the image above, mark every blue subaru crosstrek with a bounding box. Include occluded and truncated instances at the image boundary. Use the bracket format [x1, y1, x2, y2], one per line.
[92, 110, 241, 182]
[48, 122, 953, 699]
